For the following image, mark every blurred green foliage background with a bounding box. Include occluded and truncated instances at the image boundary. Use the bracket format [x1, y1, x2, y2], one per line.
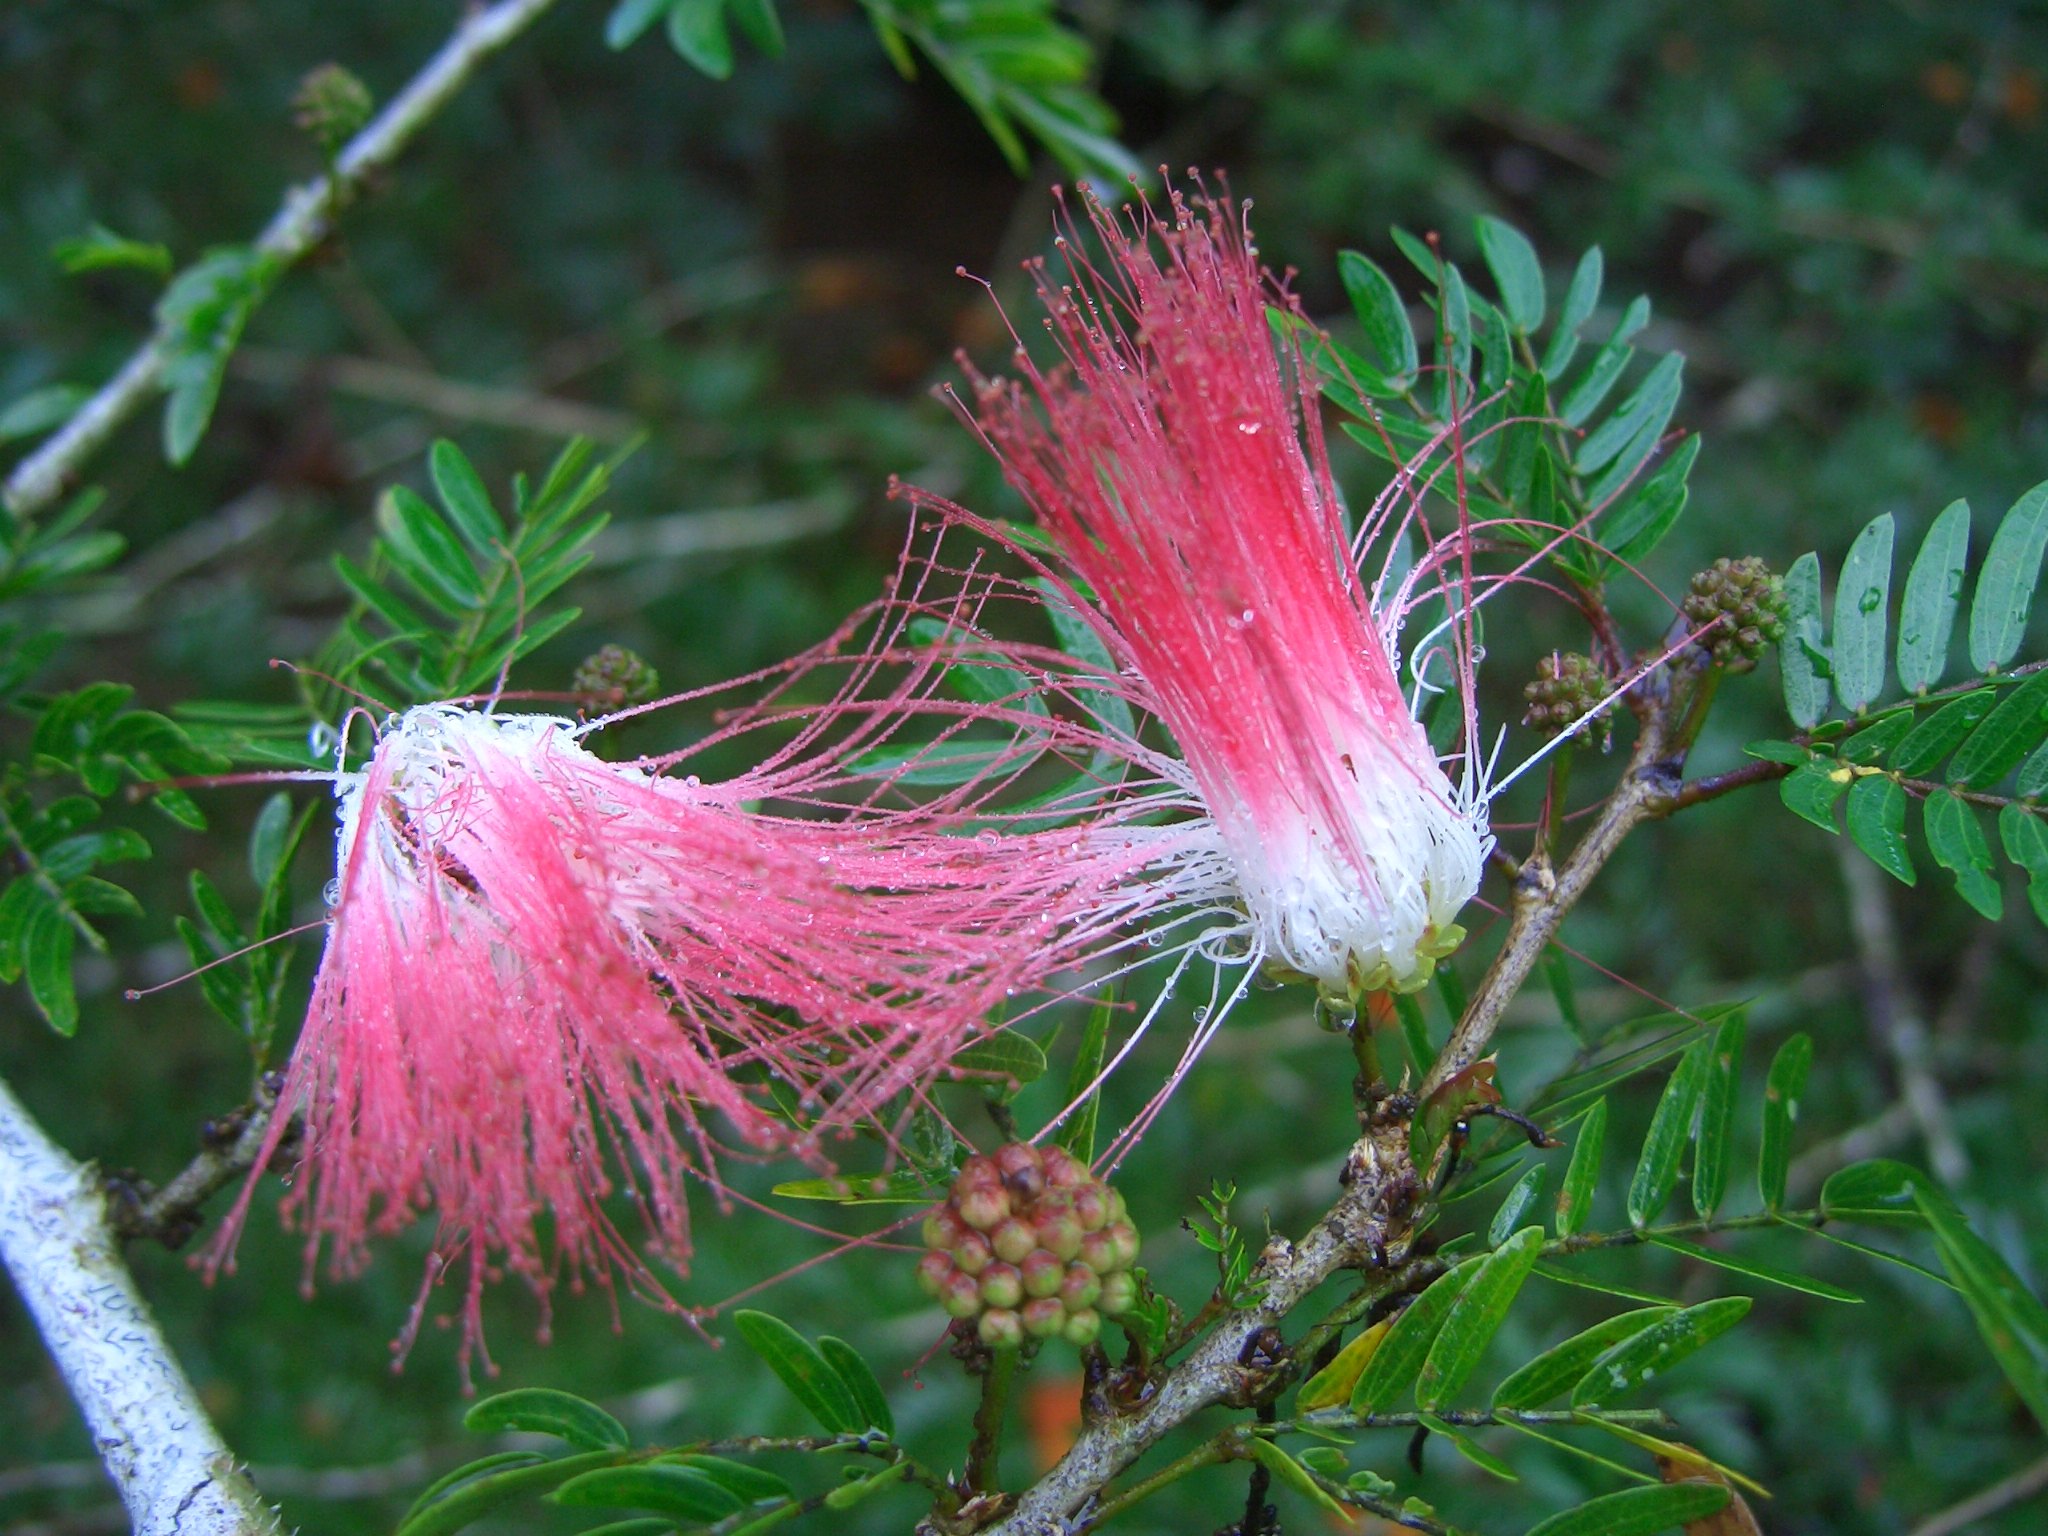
[3, 2, 2046, 1532]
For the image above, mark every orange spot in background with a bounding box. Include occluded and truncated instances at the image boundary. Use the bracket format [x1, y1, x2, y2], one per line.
[2003, 67, 2042, 124]
[1025, 1372, 1083, 1471]
[1912, 394, 1967, 447]
[1922, 60, 1970, 107]
[175, 60, 224, 110]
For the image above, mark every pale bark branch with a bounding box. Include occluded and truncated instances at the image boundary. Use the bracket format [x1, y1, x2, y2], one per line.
[0, 1074, 280, 1536]
[1, 0, 565, 522]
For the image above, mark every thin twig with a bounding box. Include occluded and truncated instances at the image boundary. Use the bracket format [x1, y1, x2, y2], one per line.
[108, 1078, 291, 1250]
[1906, 1450, 2048, 1536]
[0, 1073, 280, 1535]
[1, 0, 566, 521]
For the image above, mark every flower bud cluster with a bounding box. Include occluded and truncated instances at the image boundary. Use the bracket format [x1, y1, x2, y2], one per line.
[1522, 652, 1612, 747]
[573, 644, 661, 712]
[1683, 556, 1787, 672]
[292, 64, 373, 155]
[916, 1143, 1140, 1350]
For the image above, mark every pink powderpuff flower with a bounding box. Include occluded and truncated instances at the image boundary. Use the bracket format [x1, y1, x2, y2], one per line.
[210, 693, 1143, 1381]
[902, 182, 1494, 1011]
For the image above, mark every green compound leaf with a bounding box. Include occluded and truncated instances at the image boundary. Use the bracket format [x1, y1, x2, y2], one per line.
[1554, 1099, 1607, 1239]
[1691, 1011, 1746, 1220]
[1819, 1158, 1930, 1226]
[1917, 1188, 2048, 1430]
[1998, 804, 2048, 925]
[1897, 498, 1970, 694]
[1489, 1164, 1549, 1249]
[1968, 479, 2048, 673]
[1758, 1031, 1813, 1213]
[1542, 246, 1603, 377]
[1627, 1038, 1712, 1228]
[430, 439, 507, 552]
[1889, 689, 1996, 777]
[1571, 1296, 1752, 1408]
[818, 1337, 894, 1437]
[1417, 1226, 1544, 1408]
[550, 1464, 742, 1522]
[1338, 250, 1418, 383]
[1924, 789, 2003, 920]
[1831, 512, 1895, 714]
[1781, 552, 1830, 729]
[1475, 216, 1545, 334]
[397, 1450, 624, 1536]
[463, 1389, 629, 1452]
[1947, 670, 2048, 789]
[1646, 1234, 1862, 1302]
[1350, 1262, 1477, 1413]
[732, 1310, 862, 1434]
[1523, 1480, 1731, 1536]
[1491, 1307, 1676, 1410]
[1779, 758, 1848, 832]
[1845, 774, 1915, 885]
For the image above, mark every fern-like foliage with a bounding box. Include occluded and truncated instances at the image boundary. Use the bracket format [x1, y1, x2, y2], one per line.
[1751, 487, 2048, 921]
[1288, 214, 1695, 594]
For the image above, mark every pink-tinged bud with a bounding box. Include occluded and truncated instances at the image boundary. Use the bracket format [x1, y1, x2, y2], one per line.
[1071, 1185, 1108, 1232]
[979, 1308, 1025, 1349]
[956, 1183, 1011, 1232]
[915, 1251, 956, 1299]
[991, 1217, 1038, 1265]
[1106, 1221, 1140, 1270]
[923, 1208, 969, 1251]
[1060, 1263, 1103, 1311]
[1077, 1230, 1118, 1273]
[979, 1263, 1024, 1310]
[1106, 1189, 1128, 1226]
[957, 1154, 1000, 1188]
[1040, 1146, 1084, 1188]
[1062, 1307, 1102, 1347]
[952, 1230, 994, 1276]
[1020, 1249, 1065, 1299]
[995, 1142, 1042, 1179]
[1021, 1298, 1067, 1338]
[1098, 1271, 1138, 1317]
[941, 1270, 984, 1320]
[1036, 1209, 1083, 1262]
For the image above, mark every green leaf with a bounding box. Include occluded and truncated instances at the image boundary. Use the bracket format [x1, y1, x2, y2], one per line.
[430, 440, 506, 552]
[667, 0, 735, 78]
[1947, 670, 2048, 789]
[666, 1456, 791, 1505]
[2019, 738, 2048, 798]
[1243, 1438, 1349, 1516]
[24, 901, 78, 1035]
[770, 1171, 932, 1204]
[463, 1389, 629, 1452]
[551, 1465, 743, 1522]
[1925, 789, 2002, 920]
[379, 486, 484, 609]
[605, 0, 672, 48]
[1338, 251, 1417, 383]
[247, 791, 294, 889]
[1646, 1234, 1862, 1302]
[732, 1311, 862, 1433]
[1758, 1032, 1812, 1212]
[1418, 1411, 1520, 1480]
[817, 1337, 894, 1437]
[1056, 990, 1114, 1166]
[949, 1030, 1048, 1098]
[1781, 552, 1830, 729]
[727, 0, 785, 56]
[1691, 1011, 1745, 1220]
[1819, 1158, 1931, 1226]
[1417, 1227, 1544, 1407]
[1571, 1296, 1752, 1407]
[1577, 353, 1683, 479]
[1489, 1165, 1548, 1248]
[397, 1450, 623, 1536]
[1554, 1099, 1606, 1239]
[53, 223, 174, 277]
[1778, 758, 1847, 832]
[1968, 480, 2048, 673]
[820, 1459, 910, 1510]
[1593, 434, 1696, 567]
[1475, 216, 1545, 334]
[1540, 246, 1603, 377]
[1890, 690, 1995, 777]
[1350, 1262, 1477, 1413]
[1998, 804, 2048, 924]
[1897, 499, 1970, 694]
[1627, 1038, 1711, 1228]
[1845, 775, 1914, 885]
[0, 384, 89, 444]
[1491, 1308, 1677, 1410]
[1917, 1188, 2048, 1429]
[1523, 1481, 1731, 1536]
[1840, 712, 1913, 764]
[1558, 295, 1648, 427]
[1831, 513, 1895, 714]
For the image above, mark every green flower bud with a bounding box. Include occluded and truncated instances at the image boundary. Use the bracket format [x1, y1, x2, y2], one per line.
[1062, 1307, 1102, 1347]
[979, 1308, 1025, 1349]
